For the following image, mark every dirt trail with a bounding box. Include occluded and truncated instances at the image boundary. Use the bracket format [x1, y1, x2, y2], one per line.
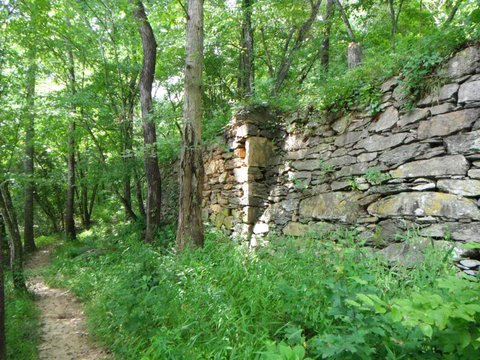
[26, 247, 111, 360]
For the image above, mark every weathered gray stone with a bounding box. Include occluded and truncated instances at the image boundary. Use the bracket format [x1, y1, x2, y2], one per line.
[430, 103, 456, 115]
[355, 133, 407, 152]
[459, 259, 480, 268]
[421, 223, 480, 242]
[253, 222, 269, 234]
[291, 159, 321, 171]
[438, 179, 480, 197]
[446, 46, 480, 78]
[458, 80, 480, 103]
[337, 162, 370, 177]
[331, 180, 350, 191]
[331, 116, 350, 134]
[398, 108, 430, 127]
[390, 155, 468, 178]
[367, 192, 480, 220]
[357, 152, 378, 163]
[379, 143, 429, 167]
[438, 83, 459, 101]
[418, 109, 479, 139]
[381, 77, 398, 92]
[329, 155, 357, 167]
[469, 169, 480, 179]
[378, 242, 424, 267]
[334, 130, 368, 147]
[445, 130, 480, 154]
[246, 137, 275, 167]
[299, 192, 363, 222]
[368, 183, 410, 195]
[370, 107, 399, 132]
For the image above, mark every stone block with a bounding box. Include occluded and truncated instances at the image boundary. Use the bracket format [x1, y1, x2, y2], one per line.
[418, 109, 479, 139]
[458, 80, 480, 103]
[390, 155, 468, 178]
[245, 137, 275, 167]
[445, 130, 480, 155]
[446, 46, 480, 79]
[398, 108, 430, 127]
[420, 222, 480, 242]
[299, 192, 363, 223]
[367, 192, 480, 220]
[370, 107, 398, 132]
[355, 133, 407, 152]
[437, 179, 480, 197]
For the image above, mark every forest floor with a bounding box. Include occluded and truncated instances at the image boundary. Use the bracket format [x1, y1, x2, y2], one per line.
[26, 246, 111, 360]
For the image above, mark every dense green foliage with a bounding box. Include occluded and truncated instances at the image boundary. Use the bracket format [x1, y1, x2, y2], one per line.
[4, 278, 39, 359]
[43, 224, 480, 359]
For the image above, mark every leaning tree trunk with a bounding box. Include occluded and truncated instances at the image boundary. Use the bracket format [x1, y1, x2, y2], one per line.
[23, 45, 37, 253]
[176, 0, 205, 251]
[238, 0, 254, 97]
[0, 182, 26, 290]
[65, 48, 77, 240]
[0, 216, 6, 360]
[132, 0, 162, 243]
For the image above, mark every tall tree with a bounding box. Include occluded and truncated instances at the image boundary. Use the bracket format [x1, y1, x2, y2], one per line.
[0, 182, 25, 290]
[0, 216, 5, 360]
[273, 0, 322, 95]
[132, 0, 162, 243]
[238, 0, 254, 97]
[320, 0, 335, 72]
[387, 0, 406, 50]
[65, 45, 77, 241]
[177, 0, 205, 251]
[23, 44, 37, 253]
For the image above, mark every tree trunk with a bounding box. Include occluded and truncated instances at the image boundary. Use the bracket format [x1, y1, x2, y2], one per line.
[65, 48, 77, 240]
[176, 0, 205, 251]
[238, 0, 254, 97]
[132, 0, 162, 243]
[134, 168, 146, 218]
[320, 0, 335, 72]
[23, 46, 37, 253]
[0, 182, 25, 290]
[273, 0, 322, 95]
[347, 42, 362, 69]
[0, 216, 6, 360]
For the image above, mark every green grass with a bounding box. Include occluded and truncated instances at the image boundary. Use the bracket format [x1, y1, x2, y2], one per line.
[4, 277, 39, 360]
[41, 223, 480, 359]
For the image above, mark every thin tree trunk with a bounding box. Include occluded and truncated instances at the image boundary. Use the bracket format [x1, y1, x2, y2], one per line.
[0, 215, 6, 360]
[65, 48, 77, 240]
[273, 0, 322, 95]
[444, 0, 463, 25]
[132, 0, 162, 243]
[0, 182, 25, 290]
[320, 0, 335, 72]
[134, 168, 146, 218]
[23, 45, 37, 253]
[238, 0, 254, 97]
[176, 0, 205, 251]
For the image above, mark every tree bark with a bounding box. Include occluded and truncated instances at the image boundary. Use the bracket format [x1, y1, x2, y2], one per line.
[0, 182, 25, 290]
[176, 0, 205, 251]
[320, 0, 335, 72]
[273, 0, 322, 95]
[23, 45, 37, 253]
[347, 42, 362, 69]
[0, 216, 6, 360]
[238, 0, 254, 97]
[65, 48, 77, 240]
[132, 0, 162, 243]
[445, 0, 463, 25]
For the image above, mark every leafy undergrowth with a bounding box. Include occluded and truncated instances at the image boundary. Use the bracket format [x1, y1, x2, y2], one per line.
[4, 277, 39, 359]
[43, 224, 480, 359]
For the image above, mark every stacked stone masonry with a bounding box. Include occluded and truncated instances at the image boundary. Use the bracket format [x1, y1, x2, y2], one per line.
[202, 45, 480, 272]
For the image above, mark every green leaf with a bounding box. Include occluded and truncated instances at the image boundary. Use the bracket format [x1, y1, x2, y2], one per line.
[419, 323, 433, 338]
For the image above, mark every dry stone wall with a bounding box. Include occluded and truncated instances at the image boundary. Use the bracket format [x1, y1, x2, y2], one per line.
[202, 45, 480, 270]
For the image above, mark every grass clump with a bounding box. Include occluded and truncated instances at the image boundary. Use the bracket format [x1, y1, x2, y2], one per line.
[4, 277, 39, 359]
[43, 223, 479, 359]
